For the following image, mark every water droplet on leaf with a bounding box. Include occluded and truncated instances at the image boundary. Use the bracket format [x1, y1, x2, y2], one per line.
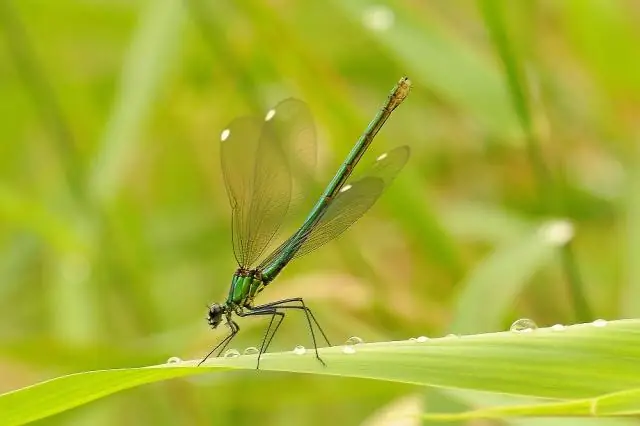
[342, 345, 356, 355]
[223, 349, 240, 358]
[243, 347, 259, 355]
[592, 319, 608, 327]
[345, 336, 364, 345]
[510, 318, 538, 333]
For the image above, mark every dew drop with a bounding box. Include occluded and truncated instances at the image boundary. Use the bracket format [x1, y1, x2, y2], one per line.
[166, 356, 182, 364]
[376, 152, 388, 162]
[243, 347, 259, 355]
[592, 319, 608, 328]
[265, 109, 276, 121]
[293, 345, 306, 355]
[223, 349, 240, 358]
[445, 333, 459, 338]
[340, 184, 352, 193]
[342, 345, 356, 355]
[345, 336, 364, 345]
[510, 318, 538, 333]
[220, 128, 230, 141]
[416, 336, 429, 343]
[550, 324, 565, 331]
[342, 336, 362, 354]
[409, 337, 417, 342]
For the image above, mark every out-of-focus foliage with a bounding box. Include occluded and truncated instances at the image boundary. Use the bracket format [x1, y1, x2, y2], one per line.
[1, 0, 639, 424]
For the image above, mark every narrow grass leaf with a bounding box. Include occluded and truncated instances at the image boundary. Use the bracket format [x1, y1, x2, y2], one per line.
[422, 388, 640, 421]
[1, 320, 640, 425]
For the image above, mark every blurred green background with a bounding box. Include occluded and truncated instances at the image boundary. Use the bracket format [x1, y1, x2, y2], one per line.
[2, 0, 640, 424]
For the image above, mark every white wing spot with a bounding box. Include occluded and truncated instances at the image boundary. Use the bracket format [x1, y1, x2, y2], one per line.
[221, 129, 231, 141]
[265, 109, 276, 121]
[340, 184, 352, 193]
[376, 152, 388, 161]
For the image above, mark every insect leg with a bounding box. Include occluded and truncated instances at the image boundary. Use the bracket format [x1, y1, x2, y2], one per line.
[252, 298, 329, 366]
[240, 308, 284, 369]
[198, 320, 239, 366]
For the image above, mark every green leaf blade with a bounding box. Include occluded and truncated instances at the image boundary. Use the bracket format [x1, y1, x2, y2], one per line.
[3, 319, 640, 425]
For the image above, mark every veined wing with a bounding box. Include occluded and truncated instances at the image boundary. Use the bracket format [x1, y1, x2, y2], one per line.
[220, 99, 316, 268]
[258, 145, 409, 269]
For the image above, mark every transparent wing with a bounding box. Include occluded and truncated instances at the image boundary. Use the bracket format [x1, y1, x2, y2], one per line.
[220, 99, 316, 268]
[258, 145, 410, 268]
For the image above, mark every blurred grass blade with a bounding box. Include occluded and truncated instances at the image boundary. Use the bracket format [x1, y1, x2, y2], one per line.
[441, 201, 533, 245]
[360, 394, 423, 426]
[478, 0, 549, 195]
[0, 184, 83, 252]
[478, 0, 533, 135]
[333, 0, 520, 137]
[621, 146, 640, 316]
[422, 388, 640, 421]
[479, 0, 591, 322]
[450, 220, 571, 334]
[2, 319, 640, 425]
[439, 389, 636, 426]
[0, 0, 81, 197]
[88, 0, 185, 205]
[384, 173, 463, 279]
[0, 236, 39, 299]
[564, 1, 640, 95]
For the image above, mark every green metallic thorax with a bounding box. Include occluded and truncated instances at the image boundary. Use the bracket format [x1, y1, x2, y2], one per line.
[226, 269, 265, 307]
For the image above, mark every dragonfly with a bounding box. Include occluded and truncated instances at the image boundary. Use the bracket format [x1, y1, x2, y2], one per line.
[201, 77, 412, 368]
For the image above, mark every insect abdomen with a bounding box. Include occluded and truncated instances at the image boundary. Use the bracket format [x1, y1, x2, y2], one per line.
[248, 276, 264, 298]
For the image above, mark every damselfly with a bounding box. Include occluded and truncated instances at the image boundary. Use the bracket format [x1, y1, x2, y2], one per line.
[201, 77, 412, 368]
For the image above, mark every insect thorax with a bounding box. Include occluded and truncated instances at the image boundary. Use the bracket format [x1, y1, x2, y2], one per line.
[226, 268, 265, 307]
